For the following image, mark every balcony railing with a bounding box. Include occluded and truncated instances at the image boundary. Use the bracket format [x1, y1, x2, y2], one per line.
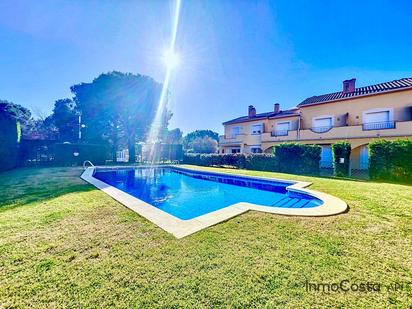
[310, 126, 333, 133]
[271, 130, 289, 137]
[362, 121, 395, 131]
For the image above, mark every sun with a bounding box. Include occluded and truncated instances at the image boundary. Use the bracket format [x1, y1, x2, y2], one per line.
[162, 49, 180, 69]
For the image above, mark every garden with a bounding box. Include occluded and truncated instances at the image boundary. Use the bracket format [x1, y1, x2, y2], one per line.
[1, 165, 411, 307]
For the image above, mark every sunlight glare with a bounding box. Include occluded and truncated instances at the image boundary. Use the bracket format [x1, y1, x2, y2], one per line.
[162, 50, 180, 69]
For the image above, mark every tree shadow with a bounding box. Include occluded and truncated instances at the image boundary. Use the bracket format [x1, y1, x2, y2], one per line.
[0, 167, 96, 212]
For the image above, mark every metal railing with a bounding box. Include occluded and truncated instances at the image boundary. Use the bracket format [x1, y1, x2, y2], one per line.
[362, 121, 395, 131]
[271, 130, 289, 137]
[310, 126, 333, 133]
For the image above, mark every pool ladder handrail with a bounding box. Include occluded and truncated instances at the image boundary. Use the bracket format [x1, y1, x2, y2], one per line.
[83, 160, 95, 170]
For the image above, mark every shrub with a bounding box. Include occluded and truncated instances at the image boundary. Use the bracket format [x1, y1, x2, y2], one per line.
[332, 141, 351, 177]
[274, 143, 321, 175]
[189, 136, 218, 154]
[369, 139, 412, 182]
[53, 143, 107, 166]
[0, 114, 20, 172]
[244, 154, 279, 171]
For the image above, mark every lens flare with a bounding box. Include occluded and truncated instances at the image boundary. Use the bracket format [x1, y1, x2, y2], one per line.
[146, 0, 181, 162]
[162, 50, 180, 69]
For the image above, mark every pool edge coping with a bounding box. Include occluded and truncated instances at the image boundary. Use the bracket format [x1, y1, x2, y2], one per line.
[80, 165, 348, 238]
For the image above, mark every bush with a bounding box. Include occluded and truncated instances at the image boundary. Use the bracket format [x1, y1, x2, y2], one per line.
[53, 143, 107, 166]
[369, 139, 412, 182]
[183, 143, 321, 175]
[244, 154, 279, 171]
[189, 136, 218, 154]
[332, 141, 351, 177]
[274, 143, 321, 175]
[0, 114, 20, 172]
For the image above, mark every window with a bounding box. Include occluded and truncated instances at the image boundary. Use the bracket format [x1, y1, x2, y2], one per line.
[221, 149, 225, 154]
[251, 147, 262, 153]
[251, 124, 263, 134]
[312, 116, 333, 133]
[362, 109, 394, 130]
[273, 121, 290, 136]
[231, 126, 240, 138]
[231, 148, 241, 154]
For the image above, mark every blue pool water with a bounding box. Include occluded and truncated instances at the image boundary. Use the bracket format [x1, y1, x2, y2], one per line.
[93, 167, 322, 220]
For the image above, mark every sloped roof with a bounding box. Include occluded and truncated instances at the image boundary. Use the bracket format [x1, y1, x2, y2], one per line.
[223, 109, 299, 125]
[298, 77, 412, 107]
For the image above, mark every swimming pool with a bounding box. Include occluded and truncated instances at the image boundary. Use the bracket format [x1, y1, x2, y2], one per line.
[93, 167, 322, 220]
[81, 165, 347, 238]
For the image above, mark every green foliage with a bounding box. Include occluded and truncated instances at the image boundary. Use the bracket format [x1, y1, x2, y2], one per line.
[163, 128, 183, 144]
[184, 143, 320, 175]
[51, 98, 78, 142]
[0, 114, 20, 171]
[71, 71, 168, 162]
[189, 136, 218, 153]
[369, 139, 412, 182]
[0, 99, 31, 124]
[332, 141, 351, 177]
[274, 143, 321, 175]
[53, 143, 107, 166]
[183, 130, 219, 150]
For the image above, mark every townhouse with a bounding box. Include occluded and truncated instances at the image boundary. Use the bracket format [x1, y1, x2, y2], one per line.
[219, 77, 412, 169]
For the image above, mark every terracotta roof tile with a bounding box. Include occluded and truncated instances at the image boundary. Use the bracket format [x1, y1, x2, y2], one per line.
[298, 77, 412, 107]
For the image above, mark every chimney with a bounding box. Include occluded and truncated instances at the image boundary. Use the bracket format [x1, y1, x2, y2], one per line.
[248, 105, 256, 118]
[274, 103, 280, 113]
[343, 78, 356, 94]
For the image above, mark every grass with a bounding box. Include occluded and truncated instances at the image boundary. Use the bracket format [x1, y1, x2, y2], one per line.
[0, 166, 411, 308]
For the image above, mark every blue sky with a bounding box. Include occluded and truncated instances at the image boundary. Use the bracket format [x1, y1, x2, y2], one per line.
[1, 0, 412, 134]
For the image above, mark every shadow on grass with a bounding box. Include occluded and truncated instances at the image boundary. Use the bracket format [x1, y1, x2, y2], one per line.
[0, 167, 96, 212]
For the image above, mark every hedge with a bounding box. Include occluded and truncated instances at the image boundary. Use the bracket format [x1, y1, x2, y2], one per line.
[0, 114, 20, 172]
[369, 139, 412, 182]
[53, 143, 107, 166]
[274, 143, 321, 175]
[183, 143, 321, 175]
[332, 141, 351, 177]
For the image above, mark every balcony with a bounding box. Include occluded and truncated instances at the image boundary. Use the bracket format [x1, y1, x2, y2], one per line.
[310, 126, 333, 134]
[222, 120, 412, 147]
[261, 130, 298, 142]
[300, 120, 412, 141]
[362, 121, 395, 131]
[219, 134, 245, 146]
[271, 130, 289, 137]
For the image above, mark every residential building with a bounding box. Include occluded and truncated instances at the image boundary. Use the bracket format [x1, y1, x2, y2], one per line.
[219, 77, 412, 170]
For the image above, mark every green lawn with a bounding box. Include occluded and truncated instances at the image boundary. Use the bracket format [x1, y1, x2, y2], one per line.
[0, 166, 411, 308]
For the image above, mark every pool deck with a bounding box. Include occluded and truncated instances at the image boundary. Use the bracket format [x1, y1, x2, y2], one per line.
[81, 166, 348, 238]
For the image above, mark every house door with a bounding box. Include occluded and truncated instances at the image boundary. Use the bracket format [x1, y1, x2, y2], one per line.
[320, 145, 333, 168]
[359, 145, 369, 170]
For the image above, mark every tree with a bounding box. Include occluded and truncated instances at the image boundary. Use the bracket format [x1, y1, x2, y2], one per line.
[183, 130, 219, 150]
[22, 117, 58, 140]
[163, 128, 183, 144]
[190, 136, 218, 154]
[0, 99, 31, 123]
[50, 98, 78, 142]
[71, 72, 169, 162]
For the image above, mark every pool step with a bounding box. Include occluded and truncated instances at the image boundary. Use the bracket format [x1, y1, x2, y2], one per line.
[272, 197, 311, 208]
